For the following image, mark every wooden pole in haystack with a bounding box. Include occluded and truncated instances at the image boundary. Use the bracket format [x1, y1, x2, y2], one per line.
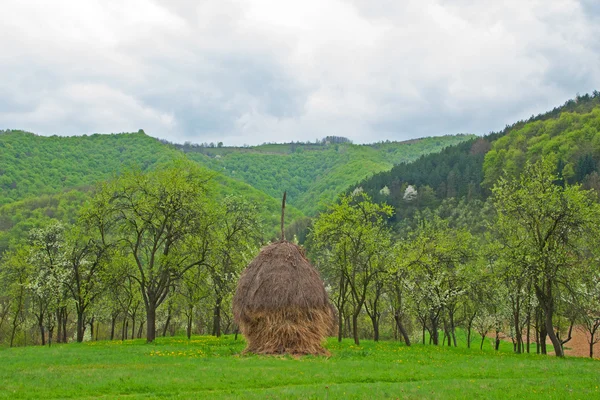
[281, 191, 286, 241]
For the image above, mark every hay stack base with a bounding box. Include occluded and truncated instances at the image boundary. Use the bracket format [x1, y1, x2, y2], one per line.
[233, 241, 334, 356]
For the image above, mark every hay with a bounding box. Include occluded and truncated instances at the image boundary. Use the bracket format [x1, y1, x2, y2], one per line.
[233, 240, 334, 355]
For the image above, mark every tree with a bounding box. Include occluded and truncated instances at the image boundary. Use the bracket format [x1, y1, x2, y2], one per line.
[312, 193, 393, 345]
[399, 216, 474, 346]
[573, 274, 600, 358]
[206, 195, 262, 337]
[387, 243, 412, 345]
[176, 265, 210, 339]
[492, 158, 600, 357]
[27, 222, 69, 346]
[61, 226, 110, 342]
[87, 161, 216, 342]
[0, 246, 30, 347]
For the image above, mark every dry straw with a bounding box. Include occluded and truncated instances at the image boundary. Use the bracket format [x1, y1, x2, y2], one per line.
[233, 192, 334, 355]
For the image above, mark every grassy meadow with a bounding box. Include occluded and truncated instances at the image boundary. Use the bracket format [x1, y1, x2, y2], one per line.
[1, 335, 599, 399]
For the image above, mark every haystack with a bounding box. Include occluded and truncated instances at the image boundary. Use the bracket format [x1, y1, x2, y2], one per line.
[233, 193, 334, 355]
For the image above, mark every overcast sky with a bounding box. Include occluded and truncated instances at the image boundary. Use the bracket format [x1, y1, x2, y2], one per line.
[1, 0, 599, 145]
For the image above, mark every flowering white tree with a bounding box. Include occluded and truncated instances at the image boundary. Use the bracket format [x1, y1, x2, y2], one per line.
[379, 186, 390, 196]
[403, 185, 418, 202]
[400, 216, 474, 346]
[28, 223, 69, 346]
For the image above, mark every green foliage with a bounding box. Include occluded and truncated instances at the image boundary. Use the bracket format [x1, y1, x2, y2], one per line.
[491, 158, 600, 356]
[204, 195, 263, 336]
[1, 336, 599, 399]
[0, 131, 176, 205]
[484, 108, 600, 188]
[397, 217, 476, 345]
[186, 135, 473, 215]
[357, 91, 600, 223]
[0, 131, 304, 254]
[310, 193, 394, 343]
[492, 158, 599, 282]
[0, 190, 89, 256]
[86, 160, 218, 341]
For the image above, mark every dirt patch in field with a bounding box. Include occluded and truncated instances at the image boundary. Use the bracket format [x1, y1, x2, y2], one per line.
[495, 326, 599, 358]
[560, 327, 599, 358]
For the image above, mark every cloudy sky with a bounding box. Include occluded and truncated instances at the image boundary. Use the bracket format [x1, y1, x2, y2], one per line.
[1, 0, 599, 145]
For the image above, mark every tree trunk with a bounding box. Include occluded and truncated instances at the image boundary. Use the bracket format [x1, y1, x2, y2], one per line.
[540, 324, 547, 355]
[90, 316, 95, 342]
[10, 316, 20, 347]
[526, 314, 531, 353]
[131, 316, 136, 341]
[394, 314, 411, 346]
[369, 312, 380, 342]
[187, 307, 193, 340]
[336, 274, 347, 343]
[121, 317, 127, 340]
[38, 319, 45, 346]
[56, 310, 62, 344]
[430, 314, 439, 345]
[162, 314, 171, 337]
[337, 308, 344, 342]
[544, 310, 563, 357]
[77, 309, 85, 342]
[352, 312, 360, 345]
[513, 296, 521, 353]
[466, 312, 475, 349]
[110, 315, 117, 340]
[213, 296, 222, 337]
[345, 314, 352, 338]
[495, 329, 500, 351]
[467, 326, 472, 349]
[62, 310, 68, 343]
[441, 322, 447, 347]
[10, 296, 24, 347]
[138, 321, 145, 339]
[541, 284, 563, 357]
[450, 314, 457, 347]
[146, 304, 156, 343]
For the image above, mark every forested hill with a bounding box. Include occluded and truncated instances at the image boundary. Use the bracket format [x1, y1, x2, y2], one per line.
[0, 130, 469, 253]
[0, 130, 171, 205]
[0, 131, 304, 252]
[356, 91, 600, 222]
[177, 135, 473, 215]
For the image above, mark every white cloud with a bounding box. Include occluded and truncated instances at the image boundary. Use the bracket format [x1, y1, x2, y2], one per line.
[0, 0, 598, 145]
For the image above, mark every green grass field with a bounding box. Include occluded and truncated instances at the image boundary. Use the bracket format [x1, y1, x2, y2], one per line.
[1, 335, 599, 399]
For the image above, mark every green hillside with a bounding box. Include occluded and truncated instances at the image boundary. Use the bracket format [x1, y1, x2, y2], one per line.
[483, 107, 600, 188]
[0, 130, 173, 206]
[183, 135, 473, 214]
[0, 131, 304, 253]
[0, 190, 88, 256]
[0, 180, 303, 256]
[356, 92, 600, 222]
